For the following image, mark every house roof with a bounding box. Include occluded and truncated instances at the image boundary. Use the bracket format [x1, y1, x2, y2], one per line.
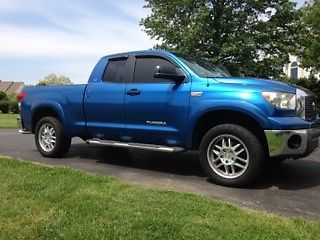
[0, 81, 25, 94]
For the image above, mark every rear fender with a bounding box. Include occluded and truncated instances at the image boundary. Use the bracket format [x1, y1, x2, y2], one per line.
[31, 101, 67, 134]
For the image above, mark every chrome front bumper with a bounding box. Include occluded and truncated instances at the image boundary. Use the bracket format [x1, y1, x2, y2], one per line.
[265, 128, 320, 157]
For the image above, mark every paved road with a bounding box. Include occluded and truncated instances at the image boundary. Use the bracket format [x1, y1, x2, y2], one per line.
[1, 129, 320, 220]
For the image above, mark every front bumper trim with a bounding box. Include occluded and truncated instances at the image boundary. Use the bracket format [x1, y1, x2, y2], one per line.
[264, 128, 320, 157]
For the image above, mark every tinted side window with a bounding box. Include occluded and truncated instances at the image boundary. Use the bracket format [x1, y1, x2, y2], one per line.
[103, 59, 127, 83]
[134, 57, 176, 83]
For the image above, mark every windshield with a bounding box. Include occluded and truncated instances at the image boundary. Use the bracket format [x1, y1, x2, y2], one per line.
[174, 53, 232, 78]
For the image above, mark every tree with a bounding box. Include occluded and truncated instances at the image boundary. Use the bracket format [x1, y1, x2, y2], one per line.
[298, 0, 320, 72]
[0, 91, 8, 101]
[37, 73, 72, 86]
[141, 0, 300, 79]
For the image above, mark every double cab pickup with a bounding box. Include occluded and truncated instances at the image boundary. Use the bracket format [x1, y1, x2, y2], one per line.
[18, 50, 320, 187]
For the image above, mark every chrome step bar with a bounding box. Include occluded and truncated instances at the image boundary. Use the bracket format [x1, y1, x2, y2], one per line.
[18, 129, 31, 134]
[86, 139, 185, 153]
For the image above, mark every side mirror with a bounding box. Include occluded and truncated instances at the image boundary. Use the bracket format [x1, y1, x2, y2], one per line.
[154, 65, 185, 81]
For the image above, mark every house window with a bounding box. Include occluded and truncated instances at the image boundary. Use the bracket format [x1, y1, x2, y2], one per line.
[290, 62, 298, 80]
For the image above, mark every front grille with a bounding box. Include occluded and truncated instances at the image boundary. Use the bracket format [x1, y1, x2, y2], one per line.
[304, 96, 317, 121]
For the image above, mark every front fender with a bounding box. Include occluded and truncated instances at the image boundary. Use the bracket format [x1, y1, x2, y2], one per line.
[186, 100, 272, 148]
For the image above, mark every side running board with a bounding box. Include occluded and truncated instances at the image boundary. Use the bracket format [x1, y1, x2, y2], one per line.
[86, 139, 185, 153]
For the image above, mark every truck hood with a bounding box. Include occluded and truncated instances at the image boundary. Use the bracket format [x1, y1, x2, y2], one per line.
[214, 77, 297, 93]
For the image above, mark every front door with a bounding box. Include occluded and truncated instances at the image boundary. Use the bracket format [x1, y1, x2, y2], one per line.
[125, 55, 191, 146]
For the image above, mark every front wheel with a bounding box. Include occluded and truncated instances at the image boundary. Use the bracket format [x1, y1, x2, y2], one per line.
[269, 156, 288, 164]
[199, 124, 266, 187]
[35, 117, 71, 157]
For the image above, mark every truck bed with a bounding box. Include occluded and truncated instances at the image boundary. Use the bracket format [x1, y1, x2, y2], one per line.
[20, 84, 88, 137]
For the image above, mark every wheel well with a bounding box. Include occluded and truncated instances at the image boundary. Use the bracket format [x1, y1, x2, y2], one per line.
[192, 110, 268, 153]
[31, 107, 61, 133]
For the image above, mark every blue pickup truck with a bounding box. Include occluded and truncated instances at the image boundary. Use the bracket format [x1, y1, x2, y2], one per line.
[18, 50, 320, 187]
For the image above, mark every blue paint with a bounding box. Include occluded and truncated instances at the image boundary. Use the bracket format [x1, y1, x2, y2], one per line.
[20, 50, 319, 149]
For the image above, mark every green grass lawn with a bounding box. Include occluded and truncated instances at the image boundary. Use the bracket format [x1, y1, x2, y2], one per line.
[0, 157, 319, 240]
[0, 114, 19, 128]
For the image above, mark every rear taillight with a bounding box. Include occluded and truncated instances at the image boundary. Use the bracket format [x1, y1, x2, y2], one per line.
[17, 91, 26, 102]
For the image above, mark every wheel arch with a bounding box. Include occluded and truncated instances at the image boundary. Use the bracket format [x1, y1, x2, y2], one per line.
[190, 109, 269, 155]
[31, 103, 66, 134]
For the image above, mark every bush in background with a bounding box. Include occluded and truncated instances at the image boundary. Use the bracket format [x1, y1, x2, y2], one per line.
[0, 100, 19, 114]
[37, 73, 72, 86]
[0, 101, 9, 113]
[8, 102, 19, 114]
[0, 91, 8, 101]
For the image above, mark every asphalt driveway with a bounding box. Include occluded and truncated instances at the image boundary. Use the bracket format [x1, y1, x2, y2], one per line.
[1, 128, 320, 220]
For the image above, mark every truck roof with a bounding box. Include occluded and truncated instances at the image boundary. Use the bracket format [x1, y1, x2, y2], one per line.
[101, 49, 172, 59]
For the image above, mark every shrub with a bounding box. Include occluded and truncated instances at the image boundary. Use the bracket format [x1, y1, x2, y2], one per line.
[0, 101, 9, 113]
[9, 101, 19, 114]
[0, 91, 8, 101]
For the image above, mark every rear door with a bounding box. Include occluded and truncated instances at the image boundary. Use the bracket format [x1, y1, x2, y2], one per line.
[84, 56, 130, 140]
[125, 55, 191, 146]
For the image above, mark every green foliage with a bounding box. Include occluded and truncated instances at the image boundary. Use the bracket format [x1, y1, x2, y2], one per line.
[0, 91, 8, 101]
[37, 73, 72, 86]
[8, 102, 19, 114]
[1, 158, 320, 239]
[141, 0, 300, 79]
[0, 101, 19, 114]
[7, 93, 18, 102]
[0, 101, 9, 113]
[297, 0, 320, 72]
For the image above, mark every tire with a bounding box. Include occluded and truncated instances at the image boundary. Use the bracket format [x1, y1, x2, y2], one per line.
[269, 156, 288, 164]
[199, 124, 266, 187]
[35, 116, 71, 157]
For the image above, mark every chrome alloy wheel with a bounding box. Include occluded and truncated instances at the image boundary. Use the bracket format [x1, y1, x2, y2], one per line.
[38, 123, 56, 152]
[207, 134, 249, 179]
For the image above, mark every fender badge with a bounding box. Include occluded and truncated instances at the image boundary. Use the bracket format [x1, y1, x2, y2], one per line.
[146, 121, 167, 126]
[191, 92, 203, 97]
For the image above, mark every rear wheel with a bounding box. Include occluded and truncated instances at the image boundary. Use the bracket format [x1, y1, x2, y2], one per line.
[35, 117, 71, 157]
[199, 124, 266, 187]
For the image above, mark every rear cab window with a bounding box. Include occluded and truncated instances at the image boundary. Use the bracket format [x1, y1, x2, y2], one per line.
[103, 59, 127, 83]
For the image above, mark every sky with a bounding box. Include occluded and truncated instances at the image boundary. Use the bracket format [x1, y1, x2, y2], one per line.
[0, 0, 306, 84]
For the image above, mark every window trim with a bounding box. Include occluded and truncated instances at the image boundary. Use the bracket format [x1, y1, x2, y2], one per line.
[102, 56, 130, 84]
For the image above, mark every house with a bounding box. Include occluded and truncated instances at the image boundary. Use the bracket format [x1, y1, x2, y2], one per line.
[0, 81, 25, 95]
[283, 55, 320, 80]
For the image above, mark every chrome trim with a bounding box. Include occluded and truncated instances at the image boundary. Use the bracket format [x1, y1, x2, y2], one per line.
[18, 129, 31, 134]
[38, 123, 56, 152]
[207, 134, 249, 179]
[296, 88, 317, 121]
[265, 128, 320, 157]
[17, 117, 31, 134]
[87, 139, 185, 152]
[296, 88, 307, 120]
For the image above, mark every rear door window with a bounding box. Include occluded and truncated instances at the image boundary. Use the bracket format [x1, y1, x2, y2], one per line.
[103, 59, 127, 83]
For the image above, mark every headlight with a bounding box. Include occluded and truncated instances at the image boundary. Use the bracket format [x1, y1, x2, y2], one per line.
[262, 92, 296, 110]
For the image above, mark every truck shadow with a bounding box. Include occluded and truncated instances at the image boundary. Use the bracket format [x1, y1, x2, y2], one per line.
[250, 159, 320, 190]
[67, 143, 320, 190]
[67, 144, 205, 177]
